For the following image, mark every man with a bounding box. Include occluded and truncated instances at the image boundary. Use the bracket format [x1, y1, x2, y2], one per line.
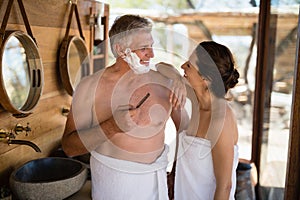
[62, 14, 187, 199]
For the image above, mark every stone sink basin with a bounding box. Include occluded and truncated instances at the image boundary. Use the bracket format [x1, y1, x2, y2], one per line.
[9, 157, 88, 200]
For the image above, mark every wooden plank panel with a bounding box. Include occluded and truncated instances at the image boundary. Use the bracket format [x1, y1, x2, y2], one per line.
[5, 26, 91, 62]
[0, 127, 63, 185]
[42, 62, 65, 95]
[0, 95, 71, 155]
[0, 0, 91, 29]
[0, 0, 103, 186]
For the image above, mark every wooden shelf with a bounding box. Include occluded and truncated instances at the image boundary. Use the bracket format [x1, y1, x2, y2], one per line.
[93, 54, 104, 59]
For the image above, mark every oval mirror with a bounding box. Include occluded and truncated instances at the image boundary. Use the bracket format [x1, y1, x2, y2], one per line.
[59, 36, 90, 96]
[0, 30, 44, 117]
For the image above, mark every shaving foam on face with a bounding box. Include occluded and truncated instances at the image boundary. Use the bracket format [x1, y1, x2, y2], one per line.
[123, 48, 150, 74]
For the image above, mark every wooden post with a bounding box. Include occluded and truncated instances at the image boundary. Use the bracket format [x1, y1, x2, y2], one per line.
[284, 7, 300, 200]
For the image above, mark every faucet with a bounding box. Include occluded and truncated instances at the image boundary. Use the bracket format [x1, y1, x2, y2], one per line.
[0, 129, 15, 140]
[8, 139, 41, 152]
[0, 126, 41, 153]
[14, 123, 31, 136]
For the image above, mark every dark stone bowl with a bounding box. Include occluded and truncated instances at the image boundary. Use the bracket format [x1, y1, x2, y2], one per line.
[9, 157, 88, 200]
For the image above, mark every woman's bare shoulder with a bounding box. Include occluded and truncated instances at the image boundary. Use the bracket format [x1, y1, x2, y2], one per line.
[225, 103, 239, 143]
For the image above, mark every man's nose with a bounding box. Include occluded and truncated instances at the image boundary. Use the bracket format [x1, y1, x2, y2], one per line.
[147, 47, 154, 58]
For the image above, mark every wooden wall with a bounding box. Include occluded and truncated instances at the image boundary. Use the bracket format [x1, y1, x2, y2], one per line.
[0, 0, 100, 186]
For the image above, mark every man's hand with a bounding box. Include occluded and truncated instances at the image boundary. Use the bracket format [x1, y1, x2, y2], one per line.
[156, 62, 187, 109]
[113, 105, 138, 132]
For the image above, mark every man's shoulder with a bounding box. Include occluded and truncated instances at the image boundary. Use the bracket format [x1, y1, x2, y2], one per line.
[79, 69, 104, 84]
[148, 69, 172, 84]
[148, 69, 167, 78]
[73, 69, 105, 95]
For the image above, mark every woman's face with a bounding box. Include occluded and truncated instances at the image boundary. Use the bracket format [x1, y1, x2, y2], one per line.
[181, 61, 209, 90]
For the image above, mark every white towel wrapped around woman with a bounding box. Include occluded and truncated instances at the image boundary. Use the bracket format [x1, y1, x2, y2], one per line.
[174, 131, 239, 200]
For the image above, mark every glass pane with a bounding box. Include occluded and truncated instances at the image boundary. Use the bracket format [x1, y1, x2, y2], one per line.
[152, 17, 260, 165]
[213, 35, 258, 161]
[144, 4, 261, 171]
[259, 2, 299, 199]
[69, 41, 82, 88]
[2, 36, 30, 109]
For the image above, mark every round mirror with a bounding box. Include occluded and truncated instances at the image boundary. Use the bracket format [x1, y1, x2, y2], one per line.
[0, 30, 44, 117]
[59, 36, 90, 96]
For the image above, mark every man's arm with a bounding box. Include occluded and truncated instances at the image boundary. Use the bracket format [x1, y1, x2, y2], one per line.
[61, 107, 89, 157]
[61, 73, 117, 157]
[62, 109, 119, 157]
[61, 74, 100, 157]
[62, 103, 138, 157]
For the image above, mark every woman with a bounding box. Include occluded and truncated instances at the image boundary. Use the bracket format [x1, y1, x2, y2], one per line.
[174, 41, 240, 200]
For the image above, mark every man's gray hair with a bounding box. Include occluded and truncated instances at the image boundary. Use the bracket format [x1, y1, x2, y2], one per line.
[109, 14, 153, 58]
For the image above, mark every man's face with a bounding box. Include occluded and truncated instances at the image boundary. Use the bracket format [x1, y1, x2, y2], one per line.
[129, 31, 154, 66]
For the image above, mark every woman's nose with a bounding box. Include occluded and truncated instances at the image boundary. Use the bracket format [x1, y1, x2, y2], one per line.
[181, 62, 188, 69]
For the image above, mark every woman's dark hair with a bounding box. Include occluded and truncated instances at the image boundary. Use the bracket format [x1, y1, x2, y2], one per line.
[194, 41, 240, 98]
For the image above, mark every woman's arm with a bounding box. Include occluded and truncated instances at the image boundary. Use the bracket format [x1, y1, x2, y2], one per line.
[211, 107, 237, 200]
[156, 62, 187, 109]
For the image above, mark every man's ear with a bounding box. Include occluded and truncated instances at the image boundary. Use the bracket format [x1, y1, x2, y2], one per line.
[115, 44, 125, 57]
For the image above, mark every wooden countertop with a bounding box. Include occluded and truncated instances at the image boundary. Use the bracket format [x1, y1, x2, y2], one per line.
[66, 180, 92, 200]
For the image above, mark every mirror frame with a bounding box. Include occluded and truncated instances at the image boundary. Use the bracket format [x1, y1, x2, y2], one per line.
[0, 30, 44, 117]
[59, 35, 90, 96]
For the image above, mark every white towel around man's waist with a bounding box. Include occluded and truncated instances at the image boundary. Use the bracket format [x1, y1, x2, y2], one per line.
[90, 146, 169, 200]
[174, 131, 239, 200]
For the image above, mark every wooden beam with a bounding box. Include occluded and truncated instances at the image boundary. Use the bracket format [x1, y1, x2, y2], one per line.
[284, 7, 300, 200]
[251, 1, 271, 199]
[147, 11, 297, 36]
